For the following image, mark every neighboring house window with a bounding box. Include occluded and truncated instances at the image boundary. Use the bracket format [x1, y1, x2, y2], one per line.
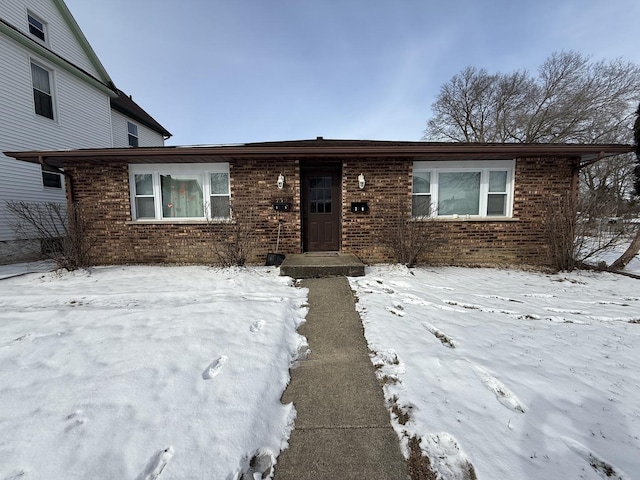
[42, 171, 62, 189]
[31, 62, 54, 119]
[412, 160, 514, 218]
[27, 13, 46, 42]
[129, 164, 231, 220]
[127, 122, 139, 147]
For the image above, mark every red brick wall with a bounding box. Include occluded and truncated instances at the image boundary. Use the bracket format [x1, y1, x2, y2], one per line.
[341, 156, 578, 267]
[66, 158, 301, 265]
[66, 155, 577, 268]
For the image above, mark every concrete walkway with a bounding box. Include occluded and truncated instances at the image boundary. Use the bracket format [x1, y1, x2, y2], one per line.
[275, 277, 409, 479]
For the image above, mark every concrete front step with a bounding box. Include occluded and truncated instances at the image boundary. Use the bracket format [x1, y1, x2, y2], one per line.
[279, 253, 365, 278]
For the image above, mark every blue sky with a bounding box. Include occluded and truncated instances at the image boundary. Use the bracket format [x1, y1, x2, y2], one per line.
[64, 0, 640, 146]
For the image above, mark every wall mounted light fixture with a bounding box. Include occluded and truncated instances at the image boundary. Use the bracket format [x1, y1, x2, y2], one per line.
[277, 174, 285, 189]
[358, 173, 366, 189]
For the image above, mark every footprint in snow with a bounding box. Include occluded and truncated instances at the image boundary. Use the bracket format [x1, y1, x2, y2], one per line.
[250, 320, 265, 332]
[64, 409, 87, 432]
[135, 446, 174, 480]
[202, 355, 228, 380]
[3, 469, 26, 479]
[386, 302, 405, 317]
[421, 432, 476, 480]
[562, 437, 629, 480]
[472, 365, 525, 413]
[236, 448, 275, 480]
[422, 322, 456, 348]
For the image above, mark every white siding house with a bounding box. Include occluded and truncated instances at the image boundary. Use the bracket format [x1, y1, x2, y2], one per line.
[0, 0, 170, 262]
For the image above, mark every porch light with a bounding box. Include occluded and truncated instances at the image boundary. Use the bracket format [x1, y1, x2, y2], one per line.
[277, 174, 285, 189]
[358, 173, 366, 189]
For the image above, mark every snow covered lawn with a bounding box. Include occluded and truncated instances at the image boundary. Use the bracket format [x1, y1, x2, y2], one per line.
[350, 266, 640, 480]
[0, 266, 308, 479]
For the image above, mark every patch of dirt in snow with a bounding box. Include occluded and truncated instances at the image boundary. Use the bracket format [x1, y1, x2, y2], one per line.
[407, 436, 438, 480]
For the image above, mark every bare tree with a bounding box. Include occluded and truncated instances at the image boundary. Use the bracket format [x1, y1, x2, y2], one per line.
[425, 51, 640, 270]
[6, 201, 95, 270]
[426, 52, 640, 144]
[609, 103, 640, 271]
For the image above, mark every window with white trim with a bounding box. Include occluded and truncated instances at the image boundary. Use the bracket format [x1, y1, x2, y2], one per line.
[31, 61, 54, 119]
[412, 160, 514, 218]
[127, 122, 139, 147]
[129, 164, 230, 220]
[27, 12, 47, 42]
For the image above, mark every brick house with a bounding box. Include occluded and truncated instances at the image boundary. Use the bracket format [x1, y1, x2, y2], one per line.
[6, 139, 633, 268]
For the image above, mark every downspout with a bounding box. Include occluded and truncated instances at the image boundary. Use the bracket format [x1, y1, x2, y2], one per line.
[39, 155, 74, 204]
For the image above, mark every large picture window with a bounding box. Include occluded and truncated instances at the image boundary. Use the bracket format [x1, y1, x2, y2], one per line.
[412, 160, 514, 218]
[129, 164, 230, 220]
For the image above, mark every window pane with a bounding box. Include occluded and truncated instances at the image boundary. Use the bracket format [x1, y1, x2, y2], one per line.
[135, 174, 153, 195]
[128, 134, 139, 147]
[210, 172, 229, 195]
[135, 197, 155, 218]
[161, 174, 204, 217]
[31, 63, 50, 93]
[33, 90, 53, 119]
[412, 195, 431, 217]
[413, 172, 431, 194]
[489, 171, 507, 193]
[42, 171, 61, 188]
[28, 15, 43, 30]
[309, 176, 332, 215]
[487, 194, 507, 216]
[210, 196, 230, 218]
[127, 122, 138, 136]
[438, 172, 480, 215]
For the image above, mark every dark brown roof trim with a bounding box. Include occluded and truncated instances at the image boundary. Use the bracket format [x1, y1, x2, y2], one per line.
[5, 140, 634, 169]
[110, 89, 172, 138]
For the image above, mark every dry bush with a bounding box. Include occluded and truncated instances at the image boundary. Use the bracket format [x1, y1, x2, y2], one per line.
[6, 201, 95, 271]
[546, 193, 633, 271]
[209, 207, 256, 267]
[376, 200, 436, 267]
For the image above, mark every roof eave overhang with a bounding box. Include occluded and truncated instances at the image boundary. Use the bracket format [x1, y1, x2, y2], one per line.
[5, 143, 634, 170]
[110, 102, 172, 137]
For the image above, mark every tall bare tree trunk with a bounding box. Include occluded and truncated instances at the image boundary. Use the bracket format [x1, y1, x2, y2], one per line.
[609, 230, 640, 270]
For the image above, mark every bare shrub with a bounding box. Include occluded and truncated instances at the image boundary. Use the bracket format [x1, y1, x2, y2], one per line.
[6, 201, 95, 271]
[377, 200, 435, 267]
[209, 207, 255, 267]
[546, 193, 632, 271]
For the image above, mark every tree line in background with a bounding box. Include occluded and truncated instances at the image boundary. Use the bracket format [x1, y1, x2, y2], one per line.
[424, 51, 640, 271]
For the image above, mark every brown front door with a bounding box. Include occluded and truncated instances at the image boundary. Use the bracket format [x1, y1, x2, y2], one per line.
[302, 164, 341, 251]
